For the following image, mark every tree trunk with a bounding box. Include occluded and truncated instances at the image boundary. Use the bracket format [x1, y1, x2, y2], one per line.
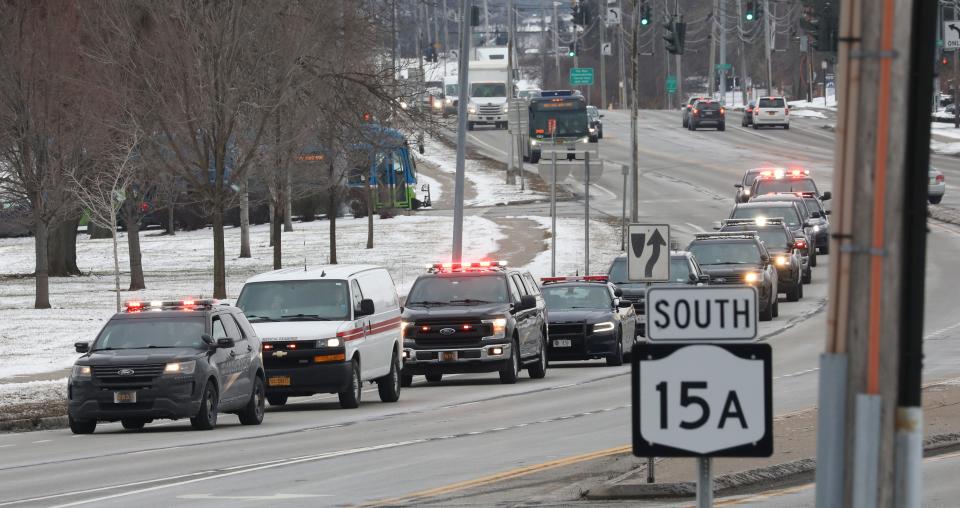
[212, 205, 227, 299]
[366, 184, 374, 250]
[272, 197, 283, 269]
[166, 200, 176, 236]
[125, 204, 146, 291]
[329, 191, 338, 264]
[239, 174, 251, 258]
[284, 169, 293, 232]
[268, 201, 276, 247]
[33, 211, 51, 309]
[48, 217, 81, 276]
[111, 210, 121, 312]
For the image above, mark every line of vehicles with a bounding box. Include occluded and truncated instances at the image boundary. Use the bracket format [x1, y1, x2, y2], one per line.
[682, 95, 791, 131]
[65, 167, 833, 434]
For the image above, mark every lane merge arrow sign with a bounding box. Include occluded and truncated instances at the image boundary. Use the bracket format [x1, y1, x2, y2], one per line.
[627, 224, 670, 282]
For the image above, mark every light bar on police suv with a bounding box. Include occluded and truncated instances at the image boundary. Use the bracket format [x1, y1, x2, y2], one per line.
[124, 299, 221, 312]
[540, 275, 609, 284]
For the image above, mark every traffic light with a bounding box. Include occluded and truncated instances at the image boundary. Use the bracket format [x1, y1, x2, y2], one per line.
[568, 42, 577, 57]
[640, 3, 651, 26]
[745, 2, 755, 21]
[675, 21, 686, 55]
[663, 18, 685, 55]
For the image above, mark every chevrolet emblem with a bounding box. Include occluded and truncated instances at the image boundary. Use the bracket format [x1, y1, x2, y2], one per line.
[273, 351, 288, 358]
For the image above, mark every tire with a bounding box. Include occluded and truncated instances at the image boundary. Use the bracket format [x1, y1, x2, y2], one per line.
[589, 135, 598, 143]
[821, 242, 830, 255]
[377, 352, 402, 403]
[425, 372, 443, 383]
[338, 359, 361, 409]
[606, 331, 624, 366]
[499, 340, 520, 384]
[752, 123, 759, 130]
[530, 152, 540, 164]
[598, 128, 604, 139]
[690, 122, 696, 131]
[682, 117, 688, 128]
[400, 374, 414, 387]
[467, 122, 474, 131]
[527, 334, 547, 379]
[121, 418, 147, 430]
[784, 123, 790, 130]
[238, 377, 265, 425]
[190, 381, 219, 431]
[930, 196, 943, 204]
[785, 282, 801, 302]
[718, 122, 726, 131]
[802, 268, 812, 285]
[266, 395, 288, 407]
[759, 296, 774, 321]
[773, 298, 780, 318]
[69, 415, 96, 434]
[810, 251, 818, 267]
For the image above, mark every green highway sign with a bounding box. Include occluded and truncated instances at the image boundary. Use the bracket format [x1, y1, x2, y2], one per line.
[715, 63, 732, 71]
[666, 75, 677, 93]
[569, 67, 595, 86]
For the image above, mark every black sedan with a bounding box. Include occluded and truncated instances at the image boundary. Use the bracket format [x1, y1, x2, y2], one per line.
[541, 276, 636, 366]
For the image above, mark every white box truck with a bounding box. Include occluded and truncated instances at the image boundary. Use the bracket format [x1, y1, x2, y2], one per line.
[467, 60, 510, 130]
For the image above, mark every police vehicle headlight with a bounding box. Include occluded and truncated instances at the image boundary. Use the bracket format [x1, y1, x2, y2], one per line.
[432, 100, 443, 110]
[812, 225, 821, 233]
[71, 365, 91, 379]
[400, 320, 414, 339]
[579, 136, 589, 144]
[592, 321, 615, 333]
[744, 189, 751, 195]
[482, 317, 508, 338]
[743, 272, 761, 284]
[164, 360, 196, 375]
[445, 97, 453, 105]
[774, 255, 789, 267]
[589, 127, 597, 133]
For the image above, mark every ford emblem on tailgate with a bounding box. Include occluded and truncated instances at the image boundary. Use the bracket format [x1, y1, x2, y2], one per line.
[118, 368, 135, 376]
[439, 328, 456, 335]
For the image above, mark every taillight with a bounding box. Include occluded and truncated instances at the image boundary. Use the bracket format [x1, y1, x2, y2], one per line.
[720, 107, 726, 115]
[784, 108, 789, 115]
[692, 108, 699, 115]
[795, 239, 808, 250]
[936, 174, 945, 183]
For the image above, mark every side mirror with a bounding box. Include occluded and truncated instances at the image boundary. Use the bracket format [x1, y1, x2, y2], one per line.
[821, 191, 832, 201]
[613, 287, 623, 297]
[75, 342, 90, 353]
[358, 298, 376, 317]
[824, 209, 832, 216]
[787, 241, 796, 249]
[698, 274, 711, 283]
[518, 294, 537, 311]
[804, 220, 815, 228]
[217, 337, 235, 349]
[688, 273, 699, 283]
[617, 300, 633, 309]
[734, 183, 743, 188]
[600, 114, 605, 118]
[761, 255, 770, 265]
[421, 184, 429, 191]
[201, 333, 214, 345]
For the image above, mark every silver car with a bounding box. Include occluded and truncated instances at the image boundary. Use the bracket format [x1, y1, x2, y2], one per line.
[930, 168, 945, 205]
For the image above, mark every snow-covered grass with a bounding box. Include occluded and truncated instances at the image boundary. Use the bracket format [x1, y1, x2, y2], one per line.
[932, 122, 960, 140]
[0, 378, 66, 409]
[931, 141, 960, 156]
[0, 214, 504, 380]
[789, 94, 838, 111]
[788, 109, 828, 119]
[522, 216, 623, 279]
[419, 136, 547, 206]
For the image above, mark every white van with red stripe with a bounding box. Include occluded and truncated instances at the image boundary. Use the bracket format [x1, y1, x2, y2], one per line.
[235, 265, 403, 409]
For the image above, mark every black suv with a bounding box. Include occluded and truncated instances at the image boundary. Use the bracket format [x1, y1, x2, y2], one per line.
[68, 300, 265, 434]
[540, 276, 636, 366]
[687, 233, 779, 321]
[688, 99, 726, 131]
[401, 262, 548, 384]
[607, 251, 710, 337]
[749, 169, 832, 202]
[734, 168, 772, 203]
[719, 219, 803, 302]
[729, 200, 815, 281]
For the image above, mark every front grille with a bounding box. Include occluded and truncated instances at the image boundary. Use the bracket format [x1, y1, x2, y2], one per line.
[479, 106, 502, 115]
[621, 294, 646, 315]
[412, 320, 489, 349]
[550, 323, 585, 336]
[92, 364, 165, 384]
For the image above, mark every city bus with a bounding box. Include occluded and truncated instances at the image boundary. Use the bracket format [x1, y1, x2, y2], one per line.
[522, 90, 589, 163]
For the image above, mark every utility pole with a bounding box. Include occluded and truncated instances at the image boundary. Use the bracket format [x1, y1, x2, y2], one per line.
[762, 0, 773, 94]
[708, 0, 717, 96]
[814, 0, 928, 506]
[433, 0, 441, 67]
[443, 0, 450, 75]
[674, 0, 682, 104]
[506, 0, 516, 184]
[718, 0, 726, 103]
[452, 0, 473, 263]
[554, 2, 561, 88]
[630, 0, 639, 222]
[600, 0, 607, 109]
[483, 0, 490, 45]
[541, 6, 547, 88]
[737, 0, 748, 105]
[618, 0, 627, 108]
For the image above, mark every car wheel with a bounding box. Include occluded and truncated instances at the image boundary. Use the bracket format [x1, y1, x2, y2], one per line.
[338, 359, 361, 409]
[784, 124, 790, 130]
[810, 251, 818, 267]
[598, 128, 604, 139]
[69, 415, 96, 435]
[752, 123, 759, 130]
[266, 395, 288, 407]
[467, 122, 474, 131]
[929, 196, 943, 204]
[527, 333, 548, 379]
[190, 381, 219, 430]
[773, 298, 780, 317]
[682, 118, 688, 128]
[238, 376, 266, 425]
[589, 135, 598, 143]
[425, 372, 443, 383]
[786, 283, 802, 302]
[690, 122, 696, 131]
[400, 373, 414, 387]
[820, 242, 830, 255]
[121, 418, 147, 430]
[499, 340, 520, 384]
[530, 152, 540, 164]
[718, 122, 726, 131]
[759, 296, 774, 321]
[802, 268, 812, 285]
[377, 352, 402, 403]
[607, 330, 624, 366]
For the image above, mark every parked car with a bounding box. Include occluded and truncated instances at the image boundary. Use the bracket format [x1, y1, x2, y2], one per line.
[930, 167, 946, 204]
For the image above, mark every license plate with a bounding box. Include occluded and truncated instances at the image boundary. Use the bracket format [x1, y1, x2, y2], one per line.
[440, 351, 458, 362]
[767, 111, 776, 115]
[553, 339, 572, 348]
[268, 376, 291, 387]
[113, 391, 137, 404]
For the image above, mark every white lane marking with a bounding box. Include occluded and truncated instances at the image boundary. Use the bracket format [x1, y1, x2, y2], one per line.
[0, 471, 215, 507]
[0, 444, 13, 449]
[685, 222, 706, 233]
[48, 441, 423, 507]
[775, 368, 819, 380]
[178, 494, 332, 500]
[31, 440, 51, 444]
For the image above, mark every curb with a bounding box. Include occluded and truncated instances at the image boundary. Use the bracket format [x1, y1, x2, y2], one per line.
[930, 206, 960, 226]
[584, 432, 960, 500]
[0, 415, 68, 433]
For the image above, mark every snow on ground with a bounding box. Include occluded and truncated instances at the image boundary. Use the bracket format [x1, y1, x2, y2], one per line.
[0, 378, 67, 408]
[788, 109, 828, 119]
[521, 216, 623, 280]
[0, 214, 504, 380]
[416, 172, 443, 205]
[931, 141, 960, 156]
[932, 122, 960, 140]
[789, 94, 838, 111]
[419, 136, 547, 206]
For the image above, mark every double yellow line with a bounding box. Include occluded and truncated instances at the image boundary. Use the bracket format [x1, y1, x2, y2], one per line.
[356, 445, 632, 507]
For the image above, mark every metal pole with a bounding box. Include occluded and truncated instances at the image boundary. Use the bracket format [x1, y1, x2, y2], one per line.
[696, 457, 713, 507]
[618, 0, 627, 108]
[762, 0, 772, 94]
[452, 0, 472, 263]
[737, 0, 748, 105]
[443, 0, 450, 75]
[646, 456, 655, 483]
[483, 0, 490, 44]
[541, 6, 547, 87]
[718, 0, 726, 104]
[554, 3, 560, 88]
[621, 164, 628, 251]
[600, 1, 607, 109]
[506, 0, 516, 184]
[551, 150, 558, 277]
[584, 151, 590, 275]
[674, 0, 682, 103]
[629, 0, 639, 222]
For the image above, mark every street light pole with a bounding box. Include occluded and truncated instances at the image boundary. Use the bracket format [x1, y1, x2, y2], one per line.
[452, 0, 472, 263]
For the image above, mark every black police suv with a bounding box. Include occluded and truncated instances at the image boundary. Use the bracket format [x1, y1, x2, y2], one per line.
[729, 200, 815, 279]
[400, 262, 548, 385]
[719, 218, 804, 302]
[748, 169, 832, 203]
[540, 276, 636, 366]
[68, 299, 265, 434]
[687, 232, 779, 321]
[607, 251, 710, 337]
[734, 168, 772, 203]
[751, 192, 831, 255]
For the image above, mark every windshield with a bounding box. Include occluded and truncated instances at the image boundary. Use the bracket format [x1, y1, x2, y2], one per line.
[804, 197, 824, 215]
[669, 258, 692, 283]
[759, 98, 785, 108]
[470, 83, 506, 98]
[530, 106, 588, 139]
[94, 316, 206, 350]
[754, 179, 819, 195]
[543, 285, 611, 309]
[689, 242, 762, 265]
[758, 230, 791, 250]
[445, 84, 458, 97]
[732, 206, 801, 229]
[609, 257, 691, 283]
[587, 107, 599, 120]
[608, 259, 629, 284]
[697, 102, 720, 110]
[518, 90, 539, 99]
[744, 171, 764, 186]
[236, 280, 351, 321]
[406, 275, 508, 305]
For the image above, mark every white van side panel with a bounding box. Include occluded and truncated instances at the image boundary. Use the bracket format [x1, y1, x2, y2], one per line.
[355, 269, 402, 380]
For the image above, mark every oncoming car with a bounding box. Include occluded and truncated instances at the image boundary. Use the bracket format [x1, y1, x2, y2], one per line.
[68, 299, 265, 434]
[687, 232, 779, 321]
[540, 276, 636, 366]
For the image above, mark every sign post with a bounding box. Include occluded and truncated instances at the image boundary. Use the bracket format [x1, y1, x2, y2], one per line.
[666, 75, 677, 94]
[633, 284, 771, 507]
